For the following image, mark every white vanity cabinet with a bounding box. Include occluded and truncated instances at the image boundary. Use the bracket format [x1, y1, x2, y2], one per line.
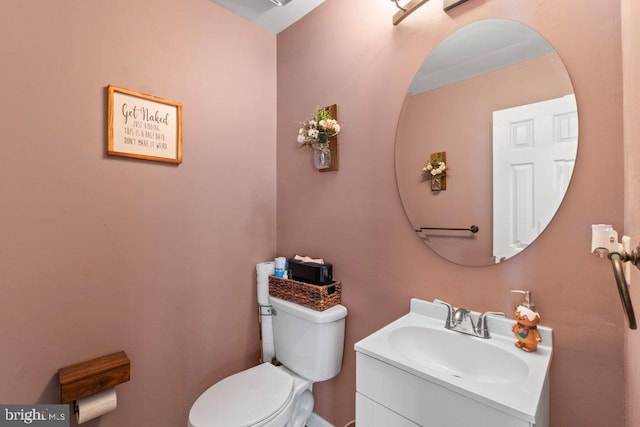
[356, 352, 548, 427]
[356, 392, 420, 427]
[354, 299, 551, 427]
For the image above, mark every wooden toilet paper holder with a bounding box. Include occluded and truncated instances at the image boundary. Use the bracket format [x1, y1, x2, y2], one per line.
[58, 351, 130, 403]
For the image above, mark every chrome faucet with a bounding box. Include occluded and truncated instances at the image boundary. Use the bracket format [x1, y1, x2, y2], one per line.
[434, 299, 455, 328]
[434, 299, 504, 339]
[452, 307, 476, 335]
[476, 311, 505, 339]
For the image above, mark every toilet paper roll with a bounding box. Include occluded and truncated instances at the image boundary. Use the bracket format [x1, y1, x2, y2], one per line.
[257, 280, 269, 306]
[76, 388, 117, 424]
[256, 261, 276, 362]
[256, 261, 275, 285]
[261, 315, 275, 363]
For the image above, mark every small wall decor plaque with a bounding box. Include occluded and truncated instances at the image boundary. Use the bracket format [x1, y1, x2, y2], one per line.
[107, 85, 182, 164]
[422, 151, 447, 191]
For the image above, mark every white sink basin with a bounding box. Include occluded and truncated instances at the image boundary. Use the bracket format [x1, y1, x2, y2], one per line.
[355, 298, 553, 424]
[388, 325, 529, 384]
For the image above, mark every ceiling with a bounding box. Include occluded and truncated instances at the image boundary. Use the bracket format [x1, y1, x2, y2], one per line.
[210, 0, 325, 34]
[408, 19, 555, 95]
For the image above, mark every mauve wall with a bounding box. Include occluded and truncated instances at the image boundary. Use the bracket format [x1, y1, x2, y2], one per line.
[396, 54, 571, 266]
[0, 1, 276, 426]
[278, 0, 623, 426]
[623, 0, 640, 425]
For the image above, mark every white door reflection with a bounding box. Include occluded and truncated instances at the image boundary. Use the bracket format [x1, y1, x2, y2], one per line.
[492, 94, 578, 262]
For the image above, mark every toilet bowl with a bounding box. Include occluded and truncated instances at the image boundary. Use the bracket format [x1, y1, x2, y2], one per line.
[188, 296, 347, 427]
[188, 363, 312, 427]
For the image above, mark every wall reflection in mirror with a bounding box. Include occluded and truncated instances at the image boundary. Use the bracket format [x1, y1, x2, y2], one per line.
[395, 19, 578, 266]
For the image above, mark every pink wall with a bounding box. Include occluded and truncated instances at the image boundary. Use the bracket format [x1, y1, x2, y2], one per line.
[1, 0, 630, 425]
[278, 0, 624, 425]
[0, 1, 276, 426]
[622, 0, 640, 425]
[396, 54, 572, 266]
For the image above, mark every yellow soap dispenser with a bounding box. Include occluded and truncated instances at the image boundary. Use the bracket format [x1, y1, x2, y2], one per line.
[511, 290, 542, 352]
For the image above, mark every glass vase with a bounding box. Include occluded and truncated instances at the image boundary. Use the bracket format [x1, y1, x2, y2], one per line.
[431, 174, 442, 191]
[312, 142, 331, 170]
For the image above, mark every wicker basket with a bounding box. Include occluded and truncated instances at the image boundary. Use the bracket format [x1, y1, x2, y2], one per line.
[268, 276, 341, 311]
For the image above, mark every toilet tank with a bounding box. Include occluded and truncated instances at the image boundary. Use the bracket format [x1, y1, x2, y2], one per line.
[270, 296, 347, 382]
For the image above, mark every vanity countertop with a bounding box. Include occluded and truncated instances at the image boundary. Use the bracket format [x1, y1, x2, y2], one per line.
[354, 298, 553, 424]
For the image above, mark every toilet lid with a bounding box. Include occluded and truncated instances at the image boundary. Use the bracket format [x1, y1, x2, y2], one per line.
[189, 363, 294, 427]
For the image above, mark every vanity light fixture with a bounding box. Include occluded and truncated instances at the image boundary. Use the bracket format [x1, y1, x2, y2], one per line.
[443, 0, 470, 11]
[391, 0, 471, 25]
[390, 0, 407, 11]
[391, 0, 429, 25]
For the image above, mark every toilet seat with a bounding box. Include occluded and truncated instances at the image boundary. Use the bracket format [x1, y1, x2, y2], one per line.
[189, 363, 294, 427]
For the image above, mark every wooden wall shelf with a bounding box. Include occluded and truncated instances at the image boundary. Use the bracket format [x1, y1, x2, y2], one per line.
[58, 351, 130, 403]
[431, 151, 447, 191]
[320, 104, 339, 172]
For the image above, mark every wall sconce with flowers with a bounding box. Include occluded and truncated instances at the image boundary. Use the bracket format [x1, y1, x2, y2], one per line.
[297, 105, 341, 171]
[422, 152, 447, 191]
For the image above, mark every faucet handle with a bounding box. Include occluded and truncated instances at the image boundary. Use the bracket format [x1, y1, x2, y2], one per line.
[433, 299, 453, 310]
[476, 311, 505, 338]
[433, 299, 454, 327]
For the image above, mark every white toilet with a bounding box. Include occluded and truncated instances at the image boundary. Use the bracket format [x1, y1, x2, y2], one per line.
[189, 296, 348, 427]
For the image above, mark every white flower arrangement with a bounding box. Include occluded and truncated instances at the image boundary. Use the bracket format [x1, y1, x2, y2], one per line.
[422, 155, 447, 177]
[297, 107, 341, 147]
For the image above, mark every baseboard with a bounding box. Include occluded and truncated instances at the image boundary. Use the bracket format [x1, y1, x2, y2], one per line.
[306, 412, 335, 427]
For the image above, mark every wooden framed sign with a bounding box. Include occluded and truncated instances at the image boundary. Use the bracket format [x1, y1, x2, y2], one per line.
[107, 85, 182, 164]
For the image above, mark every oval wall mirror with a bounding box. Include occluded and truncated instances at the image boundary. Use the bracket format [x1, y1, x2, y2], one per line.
[395, 19, 578, 267]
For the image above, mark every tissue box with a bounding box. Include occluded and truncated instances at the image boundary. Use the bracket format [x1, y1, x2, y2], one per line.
[287, 258, 333, 285]
[269, 276, 341, 311]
